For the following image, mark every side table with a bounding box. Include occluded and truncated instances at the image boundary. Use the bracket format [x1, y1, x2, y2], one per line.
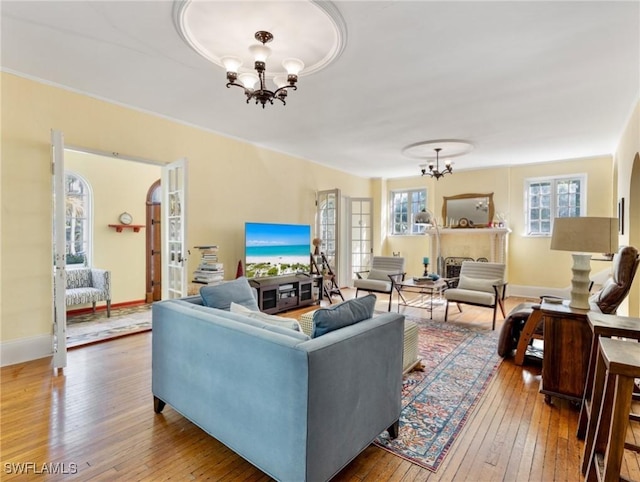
[539, 300, 591, 404]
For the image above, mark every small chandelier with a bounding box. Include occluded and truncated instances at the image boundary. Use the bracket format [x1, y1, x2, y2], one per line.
[221, 31, 304, 108]
[420, 148, 453, 179]
[476, 201, 488, 212]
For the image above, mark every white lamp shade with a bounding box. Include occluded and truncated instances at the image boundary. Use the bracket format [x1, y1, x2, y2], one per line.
[282, 58, 304, 75]
[273, 75, 288, 89]
[238, 72, 259, 89]
[249, 44, 271, 62]
[220, 56, 242, 73]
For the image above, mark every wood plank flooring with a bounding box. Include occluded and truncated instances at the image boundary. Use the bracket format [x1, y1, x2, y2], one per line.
[2, 293, 639, 481]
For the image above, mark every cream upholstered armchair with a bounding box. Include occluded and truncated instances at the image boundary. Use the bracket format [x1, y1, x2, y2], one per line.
[354, 256, 406, 311]
[443, 261, 507, 329]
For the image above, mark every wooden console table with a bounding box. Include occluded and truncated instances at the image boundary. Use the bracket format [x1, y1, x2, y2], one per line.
[539, 300, 592, 404]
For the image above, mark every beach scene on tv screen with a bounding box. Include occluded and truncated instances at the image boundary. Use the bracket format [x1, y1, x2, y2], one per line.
[245, 223, 311, 278]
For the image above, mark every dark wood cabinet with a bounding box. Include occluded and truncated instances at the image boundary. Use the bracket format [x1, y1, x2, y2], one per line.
[249, 275, 318, 314]
[539, 301, 592, 404]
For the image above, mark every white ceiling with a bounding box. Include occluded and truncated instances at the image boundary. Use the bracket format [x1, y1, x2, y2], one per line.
[2, 1, 638, 179]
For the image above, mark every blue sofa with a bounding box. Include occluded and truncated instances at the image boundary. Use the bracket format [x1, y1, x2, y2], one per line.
[152, 296, 404, 482]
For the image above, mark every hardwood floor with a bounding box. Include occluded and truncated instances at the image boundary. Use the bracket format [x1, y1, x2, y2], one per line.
[2, 294, 639, 481]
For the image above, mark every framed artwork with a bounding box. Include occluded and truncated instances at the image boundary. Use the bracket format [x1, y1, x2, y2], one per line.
[618, 197, 625, 234]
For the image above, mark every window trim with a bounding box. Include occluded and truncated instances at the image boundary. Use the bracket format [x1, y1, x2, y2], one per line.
[389, 187, 428, 236]
[523, 173, 587, 237]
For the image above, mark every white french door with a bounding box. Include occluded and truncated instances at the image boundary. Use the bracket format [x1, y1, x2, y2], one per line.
[51, 130, 67, 369]
[162, 158, 188, 299]
[349, 198, 373, 283]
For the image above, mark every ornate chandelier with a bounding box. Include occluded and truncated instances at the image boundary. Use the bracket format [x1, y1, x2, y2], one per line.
[221, 31, 305, 108]
[420, 148, 453, 179]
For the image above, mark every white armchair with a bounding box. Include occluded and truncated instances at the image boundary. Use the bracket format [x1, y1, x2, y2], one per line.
[443, 261, 506, 329]
[354, 256, 406, 311]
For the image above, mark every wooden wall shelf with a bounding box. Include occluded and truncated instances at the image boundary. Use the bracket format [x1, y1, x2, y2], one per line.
[108, 224, 145, 233]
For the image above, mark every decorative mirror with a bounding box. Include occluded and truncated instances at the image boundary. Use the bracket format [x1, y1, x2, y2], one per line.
[442, 193, 494, 228]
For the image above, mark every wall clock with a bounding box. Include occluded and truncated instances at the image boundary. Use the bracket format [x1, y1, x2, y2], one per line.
[119, 212, 133, 225]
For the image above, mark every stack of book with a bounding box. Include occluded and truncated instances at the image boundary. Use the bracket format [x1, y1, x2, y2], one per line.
[412, 276, 436, 285]
[192, 245, 224, 284]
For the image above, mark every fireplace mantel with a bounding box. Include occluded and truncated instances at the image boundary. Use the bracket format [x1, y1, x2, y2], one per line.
[425, 227, 511, 266]
[436, 227, 511, 236]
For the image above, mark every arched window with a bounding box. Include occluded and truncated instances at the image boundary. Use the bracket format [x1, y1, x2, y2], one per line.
[65, 172, 91, 267]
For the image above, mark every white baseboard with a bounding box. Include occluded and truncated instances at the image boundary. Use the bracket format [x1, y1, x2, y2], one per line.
[1, 334, 53, 367]
[507, 284, 570, 301]
[508, 264, 611, 301]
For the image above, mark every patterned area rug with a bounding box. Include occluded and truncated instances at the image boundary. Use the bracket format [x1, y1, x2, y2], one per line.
[375, 315, 501, 472]
[67, 304, 152, 347]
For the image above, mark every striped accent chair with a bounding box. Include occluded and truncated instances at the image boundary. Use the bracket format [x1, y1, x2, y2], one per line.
[65, 268, 112, 317]
[354, 256, 406, 311]
[443, 261, 507, 330]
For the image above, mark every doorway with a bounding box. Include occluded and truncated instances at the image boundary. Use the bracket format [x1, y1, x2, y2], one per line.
[146, 180, 162, 302]
[628, 152, 640, 316]
[61, 149, 162, 349]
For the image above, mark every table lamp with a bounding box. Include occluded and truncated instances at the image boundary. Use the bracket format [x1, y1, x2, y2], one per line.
[550, 217, 618, 310]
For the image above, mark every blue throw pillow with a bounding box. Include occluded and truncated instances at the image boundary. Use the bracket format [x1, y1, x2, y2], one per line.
[200, 277, 259, 311]
[312, 294, 377, 338]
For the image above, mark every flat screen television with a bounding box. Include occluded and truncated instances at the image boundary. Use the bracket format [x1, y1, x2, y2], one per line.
[245, 222, 311, 278]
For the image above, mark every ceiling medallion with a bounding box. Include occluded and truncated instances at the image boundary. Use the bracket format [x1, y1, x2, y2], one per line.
[176, 1, 347, 108]
[402, 140, 474, 181]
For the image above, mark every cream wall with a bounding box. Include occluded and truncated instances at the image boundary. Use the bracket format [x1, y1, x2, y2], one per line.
[65, 150, 161, 305]
[614, 99, 640, 316]
[507, 156, 613, 291]
[0, 73, 371, 365]
[382, 157, 615, 294]
[185, 141, 373, 278]
[383, 167, 512, 279]
[1, 71, 637, 366]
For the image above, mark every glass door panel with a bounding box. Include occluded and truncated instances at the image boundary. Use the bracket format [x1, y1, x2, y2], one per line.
[349, 198, 373, 283]
[162, 158, 188, 299]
